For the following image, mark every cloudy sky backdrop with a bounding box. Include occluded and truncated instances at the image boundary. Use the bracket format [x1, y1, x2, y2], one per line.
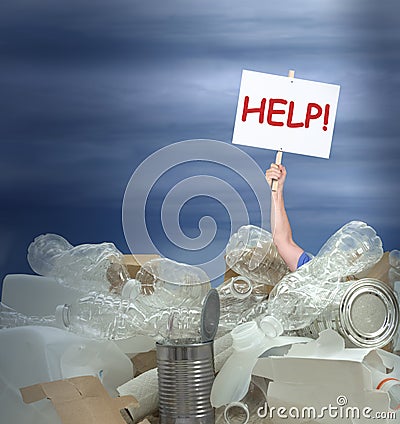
[1, 0, 399, 287]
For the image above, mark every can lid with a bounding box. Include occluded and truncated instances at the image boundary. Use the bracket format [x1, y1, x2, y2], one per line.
[201, 288, 220, 342]
[339, 278, 399, 348]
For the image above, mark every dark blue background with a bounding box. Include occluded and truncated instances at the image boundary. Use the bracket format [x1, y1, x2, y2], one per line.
[1, 0, 399, 291]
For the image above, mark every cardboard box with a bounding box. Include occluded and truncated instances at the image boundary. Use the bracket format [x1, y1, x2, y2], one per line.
[20, 376, 138, 424]
[122, 254, 160, 279]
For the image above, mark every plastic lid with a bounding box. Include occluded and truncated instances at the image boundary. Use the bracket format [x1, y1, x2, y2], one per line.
[201, 288, 220, 342]
[121, 279, 141, 299]
[260, 316, 284, 338]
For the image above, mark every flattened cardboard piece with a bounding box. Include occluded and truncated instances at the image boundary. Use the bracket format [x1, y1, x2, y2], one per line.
[122, 254, 160, 278]
[20, 375, 139, 424]
[132, 350, 157, 376]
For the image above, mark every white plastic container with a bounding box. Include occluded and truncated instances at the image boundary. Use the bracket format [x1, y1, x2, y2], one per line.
[0, 326, 134, 424]
[210, 319, 309, 408]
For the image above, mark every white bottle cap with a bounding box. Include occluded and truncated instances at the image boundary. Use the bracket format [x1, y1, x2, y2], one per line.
[121, 279, 141, 299]
[260, 315, 284, 338]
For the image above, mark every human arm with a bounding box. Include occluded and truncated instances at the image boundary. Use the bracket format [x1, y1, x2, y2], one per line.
[265, 163, 305, 271]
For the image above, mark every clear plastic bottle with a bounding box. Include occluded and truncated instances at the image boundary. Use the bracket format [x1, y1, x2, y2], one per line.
[217, 377, 267, 424]
[309, 220, 383, 279]
[389, 249, 400, 270]
[27, 233, 130, 293]
[216, 276, 269, 335]
[56, 292, 205, 343]
[267, 221, 383, 331]
[389, 250, 400, 289]
[133, 257, 211, 308]
[225, 225, 290, 286]
[1, 294, 205, 344]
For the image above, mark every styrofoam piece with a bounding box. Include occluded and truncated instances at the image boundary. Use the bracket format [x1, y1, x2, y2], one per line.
[1, 274, 82, 316]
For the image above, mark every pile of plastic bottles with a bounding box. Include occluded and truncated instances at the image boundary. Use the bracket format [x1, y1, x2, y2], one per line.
[1, 220, 400, 423]
[0, 220, 398, 347]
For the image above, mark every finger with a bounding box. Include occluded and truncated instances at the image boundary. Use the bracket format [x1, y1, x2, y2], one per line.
[266, 171, 281, 180]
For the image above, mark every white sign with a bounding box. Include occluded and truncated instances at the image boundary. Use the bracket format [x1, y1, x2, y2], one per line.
[232, 70, 341, 159]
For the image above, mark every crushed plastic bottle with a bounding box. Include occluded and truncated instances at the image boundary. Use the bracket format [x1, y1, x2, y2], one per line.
[1, 294, 206, 344]
[309, 220, 383, 279]
[389, 250, 400, 290]
[217, 377, 267, 424]
[133, 257, 211, 308]
[27, 233, 130, 293]
[389, 249, 400, 270]
[225, 225, 290, 286]
[7, 253, 213, 343]
[55, 292, 206, 343]
[216, 276, 269, 334]
[267, 221, 384, 331]
[56, 286, 218, 344]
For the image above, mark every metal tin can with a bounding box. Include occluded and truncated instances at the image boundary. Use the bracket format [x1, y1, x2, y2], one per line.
[297, 278, 399, 348]
[156, 340, 215, 424]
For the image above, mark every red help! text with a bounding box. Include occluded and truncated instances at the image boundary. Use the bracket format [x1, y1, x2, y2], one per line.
[241, 96, 330, 131]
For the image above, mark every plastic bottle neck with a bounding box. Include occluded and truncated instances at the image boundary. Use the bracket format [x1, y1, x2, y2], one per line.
[55, 304, 71, 328]
[231, 321, 265, 351]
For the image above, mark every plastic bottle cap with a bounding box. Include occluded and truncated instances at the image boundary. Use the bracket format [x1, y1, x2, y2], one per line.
[260, 316, 284, 338]
[55, 304, 69, 329]
[121, 279, 141, 299]
[224, 401, 250, 424]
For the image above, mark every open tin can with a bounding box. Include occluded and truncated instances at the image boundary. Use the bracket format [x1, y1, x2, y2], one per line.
[297, 278, 399, 348]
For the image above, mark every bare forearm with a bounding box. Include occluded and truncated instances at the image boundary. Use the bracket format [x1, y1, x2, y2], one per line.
[266, 163, 304, 271]
[271, 191, 293, 248]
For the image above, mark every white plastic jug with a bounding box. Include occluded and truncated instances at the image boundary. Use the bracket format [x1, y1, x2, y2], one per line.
[0, 326, 134, 424]
[211, 318, 310, 407]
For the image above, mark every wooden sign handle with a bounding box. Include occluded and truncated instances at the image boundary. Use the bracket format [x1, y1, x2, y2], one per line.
[271, 69, 295, 192]
[271, 150, 283, 191]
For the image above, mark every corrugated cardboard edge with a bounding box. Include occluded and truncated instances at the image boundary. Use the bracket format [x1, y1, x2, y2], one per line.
[122, 254, 160, 279]
[20, 375, 139, 424]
